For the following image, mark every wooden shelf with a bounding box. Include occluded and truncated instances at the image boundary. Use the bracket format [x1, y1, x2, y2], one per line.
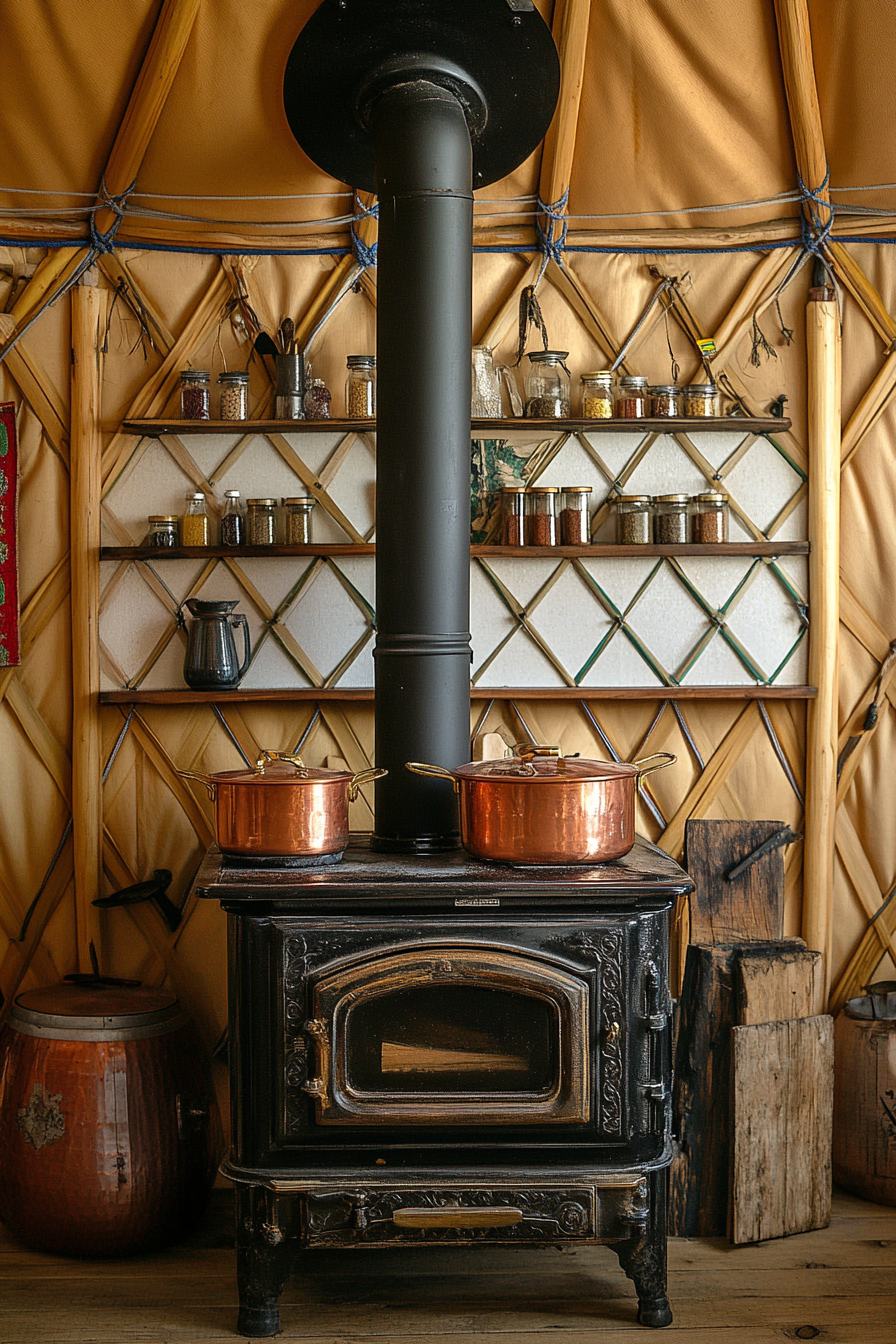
[101, 541, 808, 561]
[100, 685, 817, 705]
[121, 416, 791, 437]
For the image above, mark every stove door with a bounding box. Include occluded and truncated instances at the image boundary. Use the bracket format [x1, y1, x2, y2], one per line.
[301, 945, 589, 1125]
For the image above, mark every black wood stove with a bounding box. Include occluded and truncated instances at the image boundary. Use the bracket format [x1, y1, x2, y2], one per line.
[193, 838, 691, 1336]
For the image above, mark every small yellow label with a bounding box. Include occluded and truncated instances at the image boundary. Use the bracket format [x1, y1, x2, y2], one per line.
[697, 338, 716, 357]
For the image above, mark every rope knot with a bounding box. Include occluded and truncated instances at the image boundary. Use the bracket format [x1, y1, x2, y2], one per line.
[797, 166, 834, 259]
[89, 174, 136, 254]
[535, 188, 569, 281]
[351, 194, 378, 270]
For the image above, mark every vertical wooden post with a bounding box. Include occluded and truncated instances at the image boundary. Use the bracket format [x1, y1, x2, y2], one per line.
[804, 291, 840, 1004]
[71, 282, 109, 970]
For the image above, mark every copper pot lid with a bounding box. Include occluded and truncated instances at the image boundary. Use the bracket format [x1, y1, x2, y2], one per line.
[409, 746, 675, 783]
[179, 752, 387, 798]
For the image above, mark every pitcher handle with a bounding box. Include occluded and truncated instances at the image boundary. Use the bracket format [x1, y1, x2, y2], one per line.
[496, 364, 523, 417]
[231, 613, 251, 680]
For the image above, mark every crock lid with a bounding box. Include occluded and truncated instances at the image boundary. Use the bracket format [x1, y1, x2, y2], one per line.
[452, 755, 639, 782]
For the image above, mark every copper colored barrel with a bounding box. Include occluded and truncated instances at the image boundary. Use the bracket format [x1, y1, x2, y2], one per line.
[0, 984, 220, 1256]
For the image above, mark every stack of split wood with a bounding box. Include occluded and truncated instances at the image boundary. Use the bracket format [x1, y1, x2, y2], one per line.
[670, 820, 834, 1244]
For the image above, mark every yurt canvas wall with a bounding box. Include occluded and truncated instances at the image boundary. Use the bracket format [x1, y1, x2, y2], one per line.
[1, 0, 895, 1130]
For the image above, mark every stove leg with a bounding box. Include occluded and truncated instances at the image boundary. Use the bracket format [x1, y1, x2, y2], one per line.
[611, 1169, 672, 1328]
[236, 1186, 296, 1337]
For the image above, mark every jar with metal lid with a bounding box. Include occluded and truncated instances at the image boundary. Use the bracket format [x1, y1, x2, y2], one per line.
[692, 492, 729, 543]
[246, 498, 277, 546]
[501, 486, 526, 546]
[614, 495, 652, 544]
[345, 355, 376, 418]
[180, 369, 210, 420]
[654, 494, 690, 544]
[148, 515, 178, 549]
[649, 385, 681, 418]
[284, 497, 315, 545]
[559, 486, 592, 545]
[524, 351, 571, 419]
[614, 375, 649, 418]
[220, 491, 244, 547]
[218, 370, 249, 421]
[524, 487, 559, 545]
[682, 384, 720, 417]
[181, 493, 209, 546]
[581, 371, 613, 419]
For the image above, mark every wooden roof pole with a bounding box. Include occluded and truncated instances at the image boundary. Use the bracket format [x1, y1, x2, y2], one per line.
[93, 0, 202, 237]
[773, 0, 839, 1007]
[537, 0, 591, 220]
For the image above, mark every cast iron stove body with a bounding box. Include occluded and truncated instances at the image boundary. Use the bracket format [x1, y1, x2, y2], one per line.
[194, 836, 691, 1336]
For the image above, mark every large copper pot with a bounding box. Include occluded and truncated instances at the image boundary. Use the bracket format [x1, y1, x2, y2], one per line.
[180, 751, 386, 858]
[407, 746, 675, 864]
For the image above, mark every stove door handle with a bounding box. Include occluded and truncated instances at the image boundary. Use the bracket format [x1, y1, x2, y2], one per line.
[392, 1206, 523, 1230]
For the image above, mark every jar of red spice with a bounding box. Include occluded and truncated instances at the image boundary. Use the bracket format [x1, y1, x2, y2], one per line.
[180, 370, 210, 420]
[524, 487, 559, 546]
[559, 486, 592, 544]
[501, 487, 526, 546]
[614, 375, 649, 418]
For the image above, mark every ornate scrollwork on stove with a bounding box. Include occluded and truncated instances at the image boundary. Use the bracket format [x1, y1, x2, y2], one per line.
[303, 1187, 595, 1246]
[550, 930, 625, 1136]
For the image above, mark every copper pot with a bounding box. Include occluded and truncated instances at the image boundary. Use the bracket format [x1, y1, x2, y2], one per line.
[180, 751, 387, 858]
[407, 745, 675, 864]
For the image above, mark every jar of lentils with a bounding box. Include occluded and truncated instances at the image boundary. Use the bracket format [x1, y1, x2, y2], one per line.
[501, 487, 526, 546]
[650, 385, 681, 418]
[683, 383, 720, 417]
[218, 370, 249, 421]
[284, 497, 315, 545]
[180, 369, 210, 420]
[524, 351, 571, 419]
[692, 492, 729, 543]
[148, 515, 178, 549]
[246, 498, 277, 546]
[614, 495, 652, 544]
[524, 487, 559, 545]
[559, 486, 592, 545]
[654, 494, 690, 544]
[614, 375, 649, 418]
[346, 356, 376, 418]
[580, 371, 613, 419]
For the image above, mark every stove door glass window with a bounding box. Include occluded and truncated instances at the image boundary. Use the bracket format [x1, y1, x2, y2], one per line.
[303, 946, 590, 1125]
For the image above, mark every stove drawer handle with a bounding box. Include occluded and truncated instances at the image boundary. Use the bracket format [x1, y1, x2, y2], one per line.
[392, 1206, 523, 1230]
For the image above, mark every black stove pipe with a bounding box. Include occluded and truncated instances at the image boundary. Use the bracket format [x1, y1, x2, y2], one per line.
[369, 83, 473, 851]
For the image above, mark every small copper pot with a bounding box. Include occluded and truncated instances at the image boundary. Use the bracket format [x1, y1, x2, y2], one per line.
[407, 746, 675, 864]
[180, 751, 387, 858]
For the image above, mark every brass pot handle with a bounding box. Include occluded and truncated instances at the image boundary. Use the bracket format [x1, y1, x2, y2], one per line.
[405, 761, 459, 793]
[515, 742, 561, 761]
[254, 749, 307, 776]
[178, 769, 217, 802]
[347, 766, 388, 802]
[633, 751, 676, 781]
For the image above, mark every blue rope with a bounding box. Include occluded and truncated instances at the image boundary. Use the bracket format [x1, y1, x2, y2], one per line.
[88, 174, 137, 254]
[351, 194, 378, 270]
[798, 165, 834, 258]
[535, 188, 569, 283]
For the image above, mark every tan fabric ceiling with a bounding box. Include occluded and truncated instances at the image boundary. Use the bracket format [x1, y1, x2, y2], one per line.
[0, 0, 893, 251]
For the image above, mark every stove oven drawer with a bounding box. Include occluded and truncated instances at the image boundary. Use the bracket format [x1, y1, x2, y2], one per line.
[295, 1176, 649, 1247]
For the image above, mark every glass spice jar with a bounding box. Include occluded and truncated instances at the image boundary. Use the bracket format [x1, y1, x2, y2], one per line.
[284, 497, 315, 544]
[181, 492, 210, 546]
[559, 486, 592, 545]
[220, 490, 245, 547]
[650, 385, 681, 418]
[304, 378, 332, 420]
[692, 492, 729, 543]
[501, 487, 526, 546]
[524, 487, 559, 545]
[654, 494, 690, 544]
[346, 356, 376, 418]
[524, 351, 571, 419]
[218, 370, 249, 421]
[148, 515, 178, 549]
[246, 498, 277, 546]
[614, 495, 652, 544]
[581, 371, 613, 419]
[614, 375, 649, 418]
[682, 383, 720, 417]
[180, 369, 210, 420]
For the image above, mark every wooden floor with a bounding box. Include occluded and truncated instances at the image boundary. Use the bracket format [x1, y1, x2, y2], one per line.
[1, 1189, 895, 1344]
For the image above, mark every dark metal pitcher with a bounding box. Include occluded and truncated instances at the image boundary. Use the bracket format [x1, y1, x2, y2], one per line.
[183, 599, 251, 690]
